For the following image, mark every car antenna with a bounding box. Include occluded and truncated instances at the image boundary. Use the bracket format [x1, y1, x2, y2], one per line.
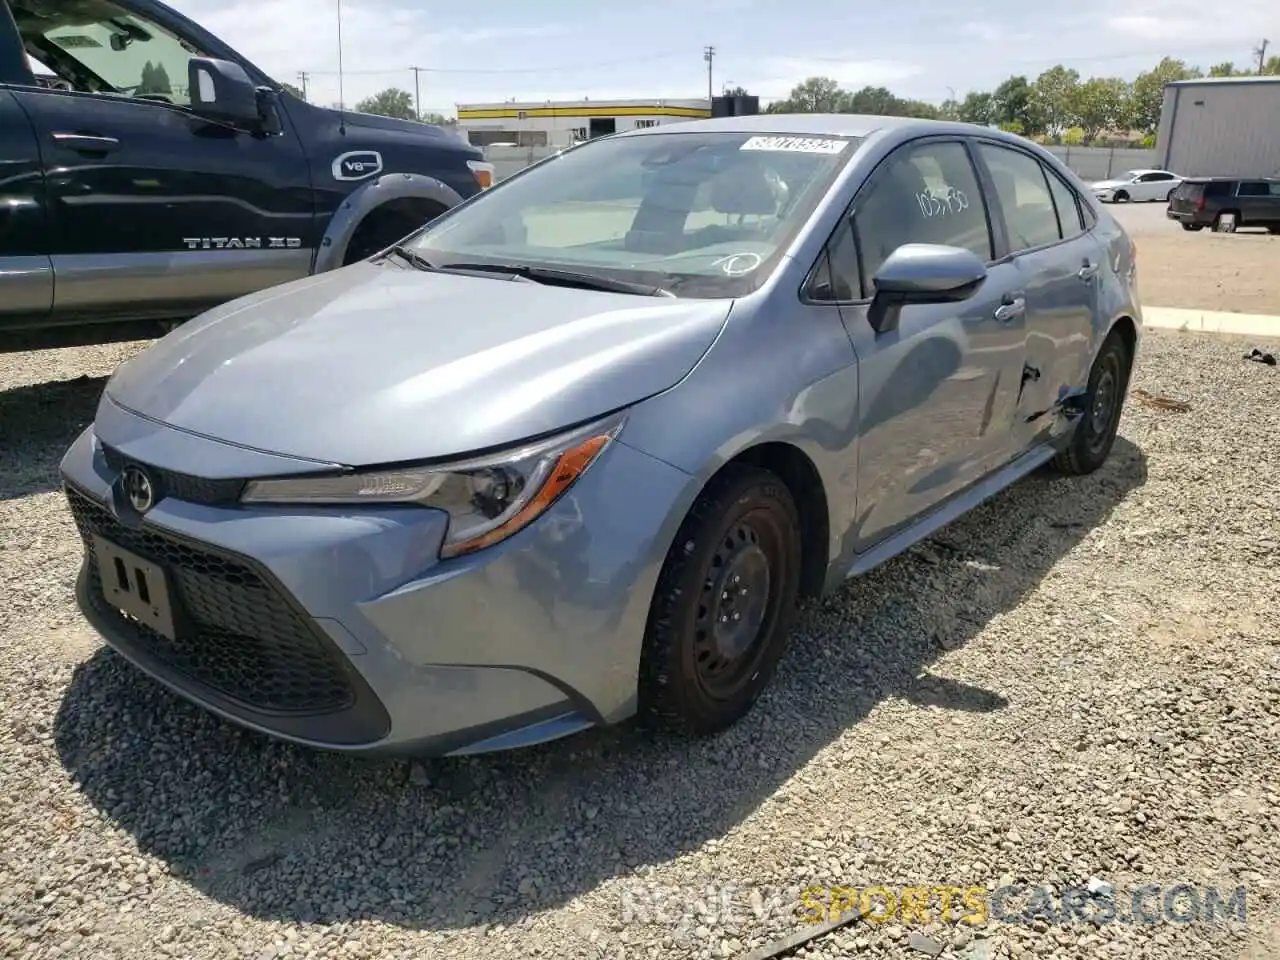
[335, 0, 347, 135]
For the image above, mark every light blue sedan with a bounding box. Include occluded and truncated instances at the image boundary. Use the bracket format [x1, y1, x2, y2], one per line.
[60, 114, 1141, 756]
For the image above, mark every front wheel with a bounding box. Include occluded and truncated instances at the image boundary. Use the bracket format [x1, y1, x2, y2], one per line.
[638, 464, 802, 738]
[1113, 190, 1130, 203]
[1213, 212, 1238, 233]
[1053, 332, 1133, 476]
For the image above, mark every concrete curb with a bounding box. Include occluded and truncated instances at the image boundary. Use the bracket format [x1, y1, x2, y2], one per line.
[1143, 307, 1280, 339]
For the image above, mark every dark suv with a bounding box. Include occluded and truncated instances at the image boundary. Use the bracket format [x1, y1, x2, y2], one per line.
[1167, 177, 1280, 234]
[1, 0, 491, 352]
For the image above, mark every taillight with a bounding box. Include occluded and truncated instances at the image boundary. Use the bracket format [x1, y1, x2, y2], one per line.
[1196, 195, 1205, 211]
[467, 159, 494, 190]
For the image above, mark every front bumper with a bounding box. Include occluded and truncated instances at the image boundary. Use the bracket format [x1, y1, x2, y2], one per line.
[58, 402, 693, 756]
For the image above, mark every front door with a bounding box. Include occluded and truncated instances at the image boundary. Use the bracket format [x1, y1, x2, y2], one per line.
[830, 137, 1029, 551]
[8, 0, 314, 327]
[0, 87, 52, 328]
[974, 141, 1101, 451]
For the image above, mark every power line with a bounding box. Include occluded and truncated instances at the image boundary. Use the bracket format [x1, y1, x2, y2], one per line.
[1254, 39, 1270, 74]
[302, 52, 685, 77]
[296, 70, 309, 101]
[703, 45, 715, 102]
[409, 65, 424, 116]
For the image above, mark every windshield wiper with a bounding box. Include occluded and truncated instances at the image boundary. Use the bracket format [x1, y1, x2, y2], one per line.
[385, 244, 439, 272]
[439, 262, 675, 297]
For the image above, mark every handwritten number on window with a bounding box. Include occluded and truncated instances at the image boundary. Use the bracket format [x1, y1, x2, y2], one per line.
[916, 187, 969, 219]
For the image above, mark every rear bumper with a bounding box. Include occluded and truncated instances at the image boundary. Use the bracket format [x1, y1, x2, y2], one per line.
[1166, 208, 1200, 223]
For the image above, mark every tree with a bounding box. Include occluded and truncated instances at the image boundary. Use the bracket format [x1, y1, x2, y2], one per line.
[1129, 57, 1199, 133]
[766, 77, 849, 113]
[1264, 57, 1280, 76]
[137, 61, 172, 95]
[1033, 65, 1081, 134]
[722, 85, 751, 97]
[992, 75, 1043, 134]
[1209, 62, 1238, 77]
[420, 112, 450, 125]
[957, 90, 995, 126]
[937, 98, 961, 121]
[1069, 76, 1129, 142]
[354, 87, 417, 121]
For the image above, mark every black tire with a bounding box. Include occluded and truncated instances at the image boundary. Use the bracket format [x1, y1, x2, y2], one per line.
[1181, 223, 1204, 231]
[1268, 226, 1280, 235]
[638, 463, 802, 737]
[1213, 212, 1238, 234]
[342, 201, 448, 266]
[1053, 332, 1132, 476]
[1113, 190, 1129, 203]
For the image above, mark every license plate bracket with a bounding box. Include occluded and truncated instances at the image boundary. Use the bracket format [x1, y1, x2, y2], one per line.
[92, 534, 177, 641]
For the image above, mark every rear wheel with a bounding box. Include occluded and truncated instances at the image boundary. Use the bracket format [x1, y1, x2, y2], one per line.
[1181, 223, 1204, 232]
[1268, 226, 1280, 235]
[1213, 211, 1238, 233]
[1053, 331, 1133, 476]
[638, 464, 802, 737]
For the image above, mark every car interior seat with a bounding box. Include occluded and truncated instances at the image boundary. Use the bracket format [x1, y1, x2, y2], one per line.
[857, 158, 940, 283]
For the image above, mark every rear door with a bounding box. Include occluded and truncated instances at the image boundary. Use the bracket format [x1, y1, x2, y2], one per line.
[1136, 171, 1176, 202]
[0, 6, 53, 329]
[1235, 181, 1272, 226]
[973, 140, 1099, 451]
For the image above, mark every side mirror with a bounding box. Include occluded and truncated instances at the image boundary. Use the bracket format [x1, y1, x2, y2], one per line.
[867, 243, 987, 334]
[188, 57, 261, 127]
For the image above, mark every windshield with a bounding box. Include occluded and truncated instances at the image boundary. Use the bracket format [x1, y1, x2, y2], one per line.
[407, 131, 860, 298]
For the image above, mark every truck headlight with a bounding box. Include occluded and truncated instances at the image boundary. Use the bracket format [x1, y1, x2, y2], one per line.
[241, 413, 624, 557]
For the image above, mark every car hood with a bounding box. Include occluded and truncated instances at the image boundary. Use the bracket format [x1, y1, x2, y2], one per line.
[1090, 179, 1130, 190]
[104, 262, 733, 466]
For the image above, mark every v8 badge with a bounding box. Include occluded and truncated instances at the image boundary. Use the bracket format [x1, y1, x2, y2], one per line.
[332, 150, 384, 182]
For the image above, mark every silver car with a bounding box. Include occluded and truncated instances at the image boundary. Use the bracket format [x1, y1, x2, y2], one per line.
[60, 115, 1141, 756]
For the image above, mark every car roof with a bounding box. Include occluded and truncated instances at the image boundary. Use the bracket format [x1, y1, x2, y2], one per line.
[617, 113, 1017, 141]
[1182, 175, 1279, 182]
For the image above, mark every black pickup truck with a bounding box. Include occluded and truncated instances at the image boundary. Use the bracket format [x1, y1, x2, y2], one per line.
[0, 0, 491, 352]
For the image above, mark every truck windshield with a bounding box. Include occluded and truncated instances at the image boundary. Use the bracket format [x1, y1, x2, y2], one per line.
[407, 131, 860, 299]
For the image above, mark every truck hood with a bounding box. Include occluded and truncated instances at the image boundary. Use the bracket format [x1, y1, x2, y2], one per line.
[331, 108, 467, 143]
[103, 262, 732, 467]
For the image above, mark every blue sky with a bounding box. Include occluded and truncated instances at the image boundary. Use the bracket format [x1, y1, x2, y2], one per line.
[171, 0, 1273, 114]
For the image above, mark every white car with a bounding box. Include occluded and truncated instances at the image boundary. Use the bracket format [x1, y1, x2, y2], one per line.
[1090, 169, 1184, 203]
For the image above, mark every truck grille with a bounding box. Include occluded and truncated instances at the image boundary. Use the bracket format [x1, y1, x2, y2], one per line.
[66, 485, 355, 716]
[100, 444, 245, 506]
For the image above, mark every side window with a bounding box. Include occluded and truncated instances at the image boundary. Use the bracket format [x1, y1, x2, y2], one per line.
[1044, 167, 1085, 239]
[807, 216, 861, 302]
[1237, 181, 1267, 197]
[1268, 183, 1280, 197]
[11, 0, 205, 105]
[853, 140, 992, 292]
[977, 142, 1061, 253]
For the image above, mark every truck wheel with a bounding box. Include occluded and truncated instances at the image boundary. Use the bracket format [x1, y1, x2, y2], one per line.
[1213, 212, 1238, 233]
[638, 464, 802, 738]
[342, 199, 449, 266]
[1181, 223, 1204, 232]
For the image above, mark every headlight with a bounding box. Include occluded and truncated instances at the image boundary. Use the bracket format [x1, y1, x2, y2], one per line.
[241, 412, 624, 558]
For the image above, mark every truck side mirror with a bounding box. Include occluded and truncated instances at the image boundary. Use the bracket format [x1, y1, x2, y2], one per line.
[188, 57, 261, 128]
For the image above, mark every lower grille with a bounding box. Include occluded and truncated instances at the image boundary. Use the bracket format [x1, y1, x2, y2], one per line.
[66, 485, 354, 716]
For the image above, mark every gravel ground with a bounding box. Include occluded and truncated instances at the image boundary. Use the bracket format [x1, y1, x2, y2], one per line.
[2, 328, 1279, 960]
[1106, 203, 1280, 315]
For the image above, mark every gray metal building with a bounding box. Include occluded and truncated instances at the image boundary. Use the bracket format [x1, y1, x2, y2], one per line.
[1155, 76, 1280, 177]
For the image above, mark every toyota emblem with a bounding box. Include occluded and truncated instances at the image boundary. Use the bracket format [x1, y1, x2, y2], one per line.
[122, 465, 155, 513]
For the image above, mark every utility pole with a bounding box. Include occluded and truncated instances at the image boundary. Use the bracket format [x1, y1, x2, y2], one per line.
[296, 70, 309, 101]
[703, 46, 715, 103]
[409, 65, 424, 119]
[1254, 39, 1270, 74]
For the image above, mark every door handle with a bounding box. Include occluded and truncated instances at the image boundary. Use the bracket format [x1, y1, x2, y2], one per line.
[51, 132, 120, 153]
[993, 296, 1025, 323]
[1077, 260, 1100, 281]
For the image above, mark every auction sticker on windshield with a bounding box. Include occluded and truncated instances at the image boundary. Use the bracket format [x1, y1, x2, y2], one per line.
[740, 136, 848, 154]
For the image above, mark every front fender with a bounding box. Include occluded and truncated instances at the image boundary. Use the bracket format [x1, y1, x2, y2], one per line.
[311, 172, 465, 274]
